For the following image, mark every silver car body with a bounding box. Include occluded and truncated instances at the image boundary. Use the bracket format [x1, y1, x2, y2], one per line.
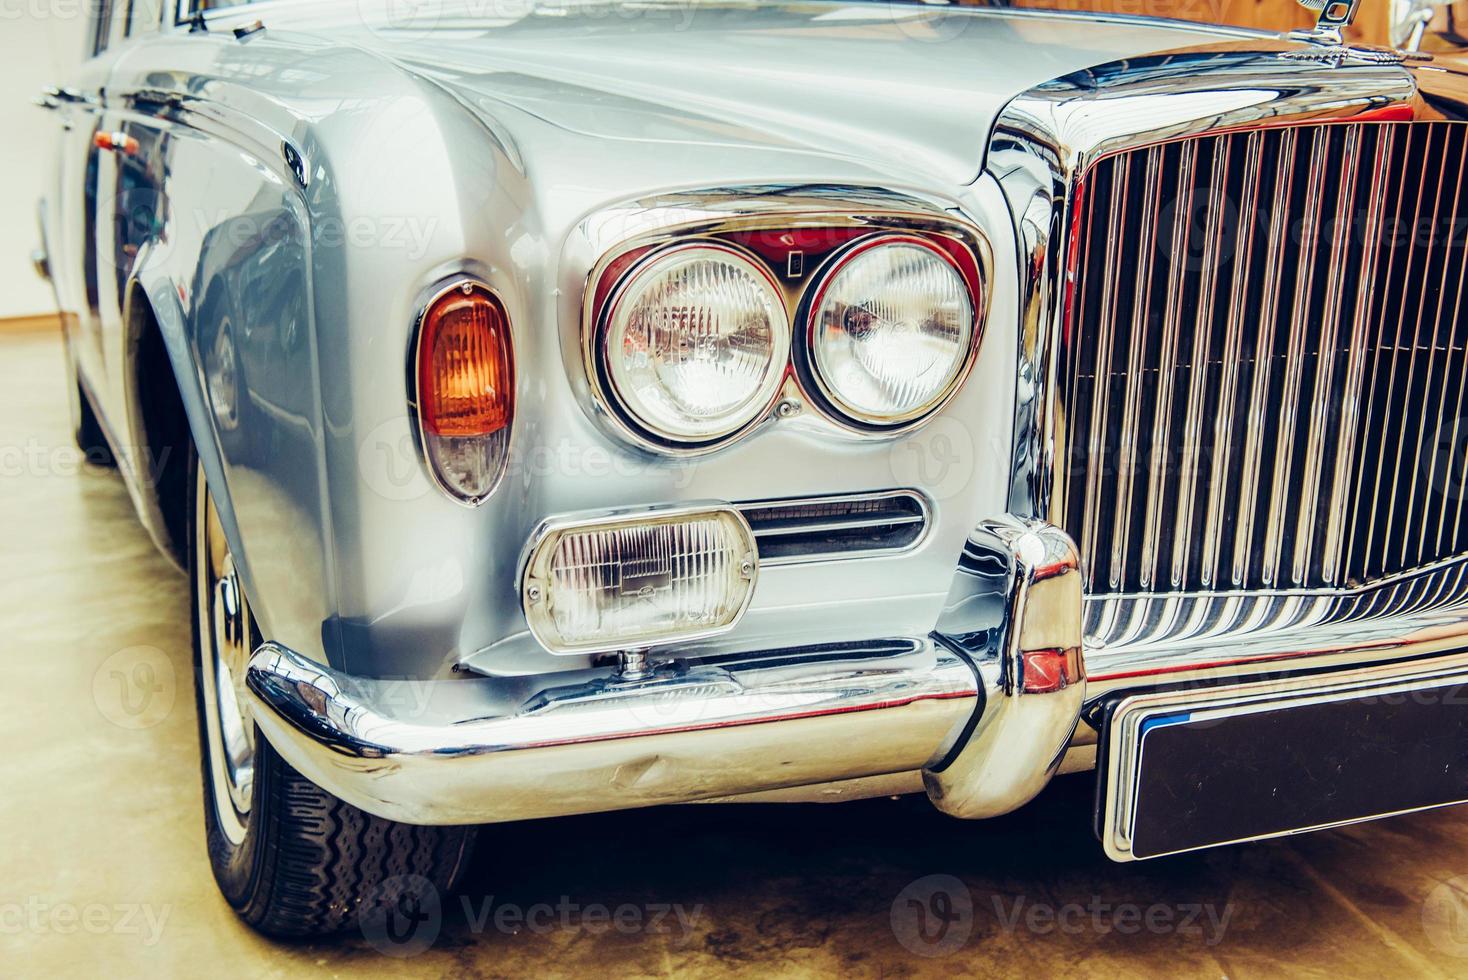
[39, 0, 1468, 845]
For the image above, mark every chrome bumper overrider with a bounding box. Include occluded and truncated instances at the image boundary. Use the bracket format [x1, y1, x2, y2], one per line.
[244, 517, 1086, 826]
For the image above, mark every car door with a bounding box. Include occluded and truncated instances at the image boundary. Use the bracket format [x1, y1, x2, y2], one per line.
[93, 0, 166, 410]
[43, 62, 108, 396]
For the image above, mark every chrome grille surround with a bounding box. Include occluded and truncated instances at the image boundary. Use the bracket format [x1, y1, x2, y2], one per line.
[988, 44, 1468, 686]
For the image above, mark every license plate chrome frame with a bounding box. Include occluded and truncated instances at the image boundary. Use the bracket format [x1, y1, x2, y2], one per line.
[1098, 650, 1468, 862]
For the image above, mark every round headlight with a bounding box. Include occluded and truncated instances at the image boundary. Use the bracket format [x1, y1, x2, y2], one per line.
[602, 242, 790, 444]
[808, 236, 976, 425]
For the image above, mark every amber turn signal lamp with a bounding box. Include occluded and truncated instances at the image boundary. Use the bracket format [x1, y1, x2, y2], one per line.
[414, 280, 515, 504]
[419, 283, 514, 438]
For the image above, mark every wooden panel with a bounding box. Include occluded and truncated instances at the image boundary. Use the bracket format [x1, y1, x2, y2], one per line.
[997, 0, 1391, 45]
[0, 314, 61, 334]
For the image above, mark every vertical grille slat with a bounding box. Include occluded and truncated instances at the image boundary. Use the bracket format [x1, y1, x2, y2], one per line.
[1293, 125, 1364, 586]
[1081, 158, 1131, 584]
[1231, 129, 1298, 588]
[1200, 131, 1263, 589]
[1438, 133, 1468, 553]
[1411, 126, 1467, 566]
[1374, 126, 1439, 576]
[1322, 126, 1394, 581]
[1062, 121, 1468, 596]
[1140, 140, 1199, 591]
[1172, 139, 1233, 590]
[1109, 146, 1166, 591]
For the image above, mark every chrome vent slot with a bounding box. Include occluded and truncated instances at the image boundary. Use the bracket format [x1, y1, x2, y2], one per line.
[737, 491, 929, 564]
[1061, 121, 1468, 595]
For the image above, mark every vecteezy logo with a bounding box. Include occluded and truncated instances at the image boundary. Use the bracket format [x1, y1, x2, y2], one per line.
[92, 646, 176, 730]
[1423, 876, 1468, 957]
[890, 874, 974, 958]
[359, 874, 443, 957]
[357, 417, 433, 502]
[889, 417, 976, 502]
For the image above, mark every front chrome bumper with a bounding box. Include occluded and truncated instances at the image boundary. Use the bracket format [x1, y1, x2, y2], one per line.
[245, 517, 1086, 826]
[245, 512, 1468, 828]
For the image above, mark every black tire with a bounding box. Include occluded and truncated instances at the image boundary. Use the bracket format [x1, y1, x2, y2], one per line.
[65, 346, 114, 467]
[188, 451, 475, 939]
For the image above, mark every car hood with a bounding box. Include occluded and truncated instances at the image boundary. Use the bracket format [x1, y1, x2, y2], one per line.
[318, 1, 1253, 186]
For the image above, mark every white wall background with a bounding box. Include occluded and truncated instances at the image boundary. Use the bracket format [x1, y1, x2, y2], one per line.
[1, 4, 88, 319]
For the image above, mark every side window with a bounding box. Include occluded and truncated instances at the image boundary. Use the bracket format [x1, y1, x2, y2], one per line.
[91, 0, 158, 53]
[88, 0, 114, 55]
[106, 0, 129, 47]
[127, 0, 162, 36]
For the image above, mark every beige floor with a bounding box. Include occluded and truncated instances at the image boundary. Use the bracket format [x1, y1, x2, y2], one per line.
[6, 327, 1468, 977]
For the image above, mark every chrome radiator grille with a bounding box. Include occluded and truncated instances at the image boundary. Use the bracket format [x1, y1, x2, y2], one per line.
[1059, 121, 1468, 595]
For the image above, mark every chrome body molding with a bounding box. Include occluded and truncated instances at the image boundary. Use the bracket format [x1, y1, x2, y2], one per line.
[246, 637, 982, 826]
[925, 517, 1086, 818]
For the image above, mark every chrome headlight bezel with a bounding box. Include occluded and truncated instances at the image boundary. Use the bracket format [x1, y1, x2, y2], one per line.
[798, 232, 982, 430]
[575, 187, 993, 455]
[593, 240, 792, 450]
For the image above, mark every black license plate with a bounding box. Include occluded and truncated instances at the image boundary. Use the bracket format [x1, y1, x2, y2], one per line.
[1098, 661, 1468, 860]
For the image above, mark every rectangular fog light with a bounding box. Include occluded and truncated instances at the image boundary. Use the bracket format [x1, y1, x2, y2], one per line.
[520, 504, 758, 655]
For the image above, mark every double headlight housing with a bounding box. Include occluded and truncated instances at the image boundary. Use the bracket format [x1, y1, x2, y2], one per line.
[586, 226, 986, 452]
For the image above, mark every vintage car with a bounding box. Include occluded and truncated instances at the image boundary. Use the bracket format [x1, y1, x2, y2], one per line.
[34, 0, 1468, 939]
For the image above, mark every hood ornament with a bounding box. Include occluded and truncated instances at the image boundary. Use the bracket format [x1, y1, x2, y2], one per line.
[1287, 0, 1427, 62]
[1294, 0, 1362, 44]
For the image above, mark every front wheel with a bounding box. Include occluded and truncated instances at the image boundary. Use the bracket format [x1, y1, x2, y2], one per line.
[190, 455, 476, 938]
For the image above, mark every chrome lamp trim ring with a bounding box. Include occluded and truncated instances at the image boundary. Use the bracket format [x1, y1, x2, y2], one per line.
[593, 239, 793, 449]
[796, 232, 986, 432]
[517, 501, 760, 656]
[405, 274, 515, 508]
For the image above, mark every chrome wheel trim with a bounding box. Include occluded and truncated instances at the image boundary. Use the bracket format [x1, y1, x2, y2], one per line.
[207, 319, 239, 431]
[196, 464, 255, 846]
